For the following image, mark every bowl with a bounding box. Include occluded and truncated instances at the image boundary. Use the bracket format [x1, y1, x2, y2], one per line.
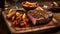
[22, 1, 38, 10]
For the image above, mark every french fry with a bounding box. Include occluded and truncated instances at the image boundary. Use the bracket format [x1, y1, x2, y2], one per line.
[12, 16, 15, 21]
[52, 18, 57, 23]
[7, 11, 16, 18]
[22, 13, 26, 19]
[8, 9, 13, 13]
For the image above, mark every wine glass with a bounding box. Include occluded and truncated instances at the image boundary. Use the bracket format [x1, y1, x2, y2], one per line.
[13, 0, 19, 9]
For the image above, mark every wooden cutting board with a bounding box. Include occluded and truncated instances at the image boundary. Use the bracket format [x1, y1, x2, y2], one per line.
[2, 11, 59, 34]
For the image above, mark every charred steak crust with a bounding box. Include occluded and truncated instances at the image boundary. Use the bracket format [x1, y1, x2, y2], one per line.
[27, 10, 53, 25]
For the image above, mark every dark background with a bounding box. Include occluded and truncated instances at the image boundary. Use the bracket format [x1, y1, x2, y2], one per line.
[0, 0, 4, 10]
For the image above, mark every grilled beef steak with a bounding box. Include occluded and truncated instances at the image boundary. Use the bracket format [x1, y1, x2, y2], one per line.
[27, 10, 53, 25]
